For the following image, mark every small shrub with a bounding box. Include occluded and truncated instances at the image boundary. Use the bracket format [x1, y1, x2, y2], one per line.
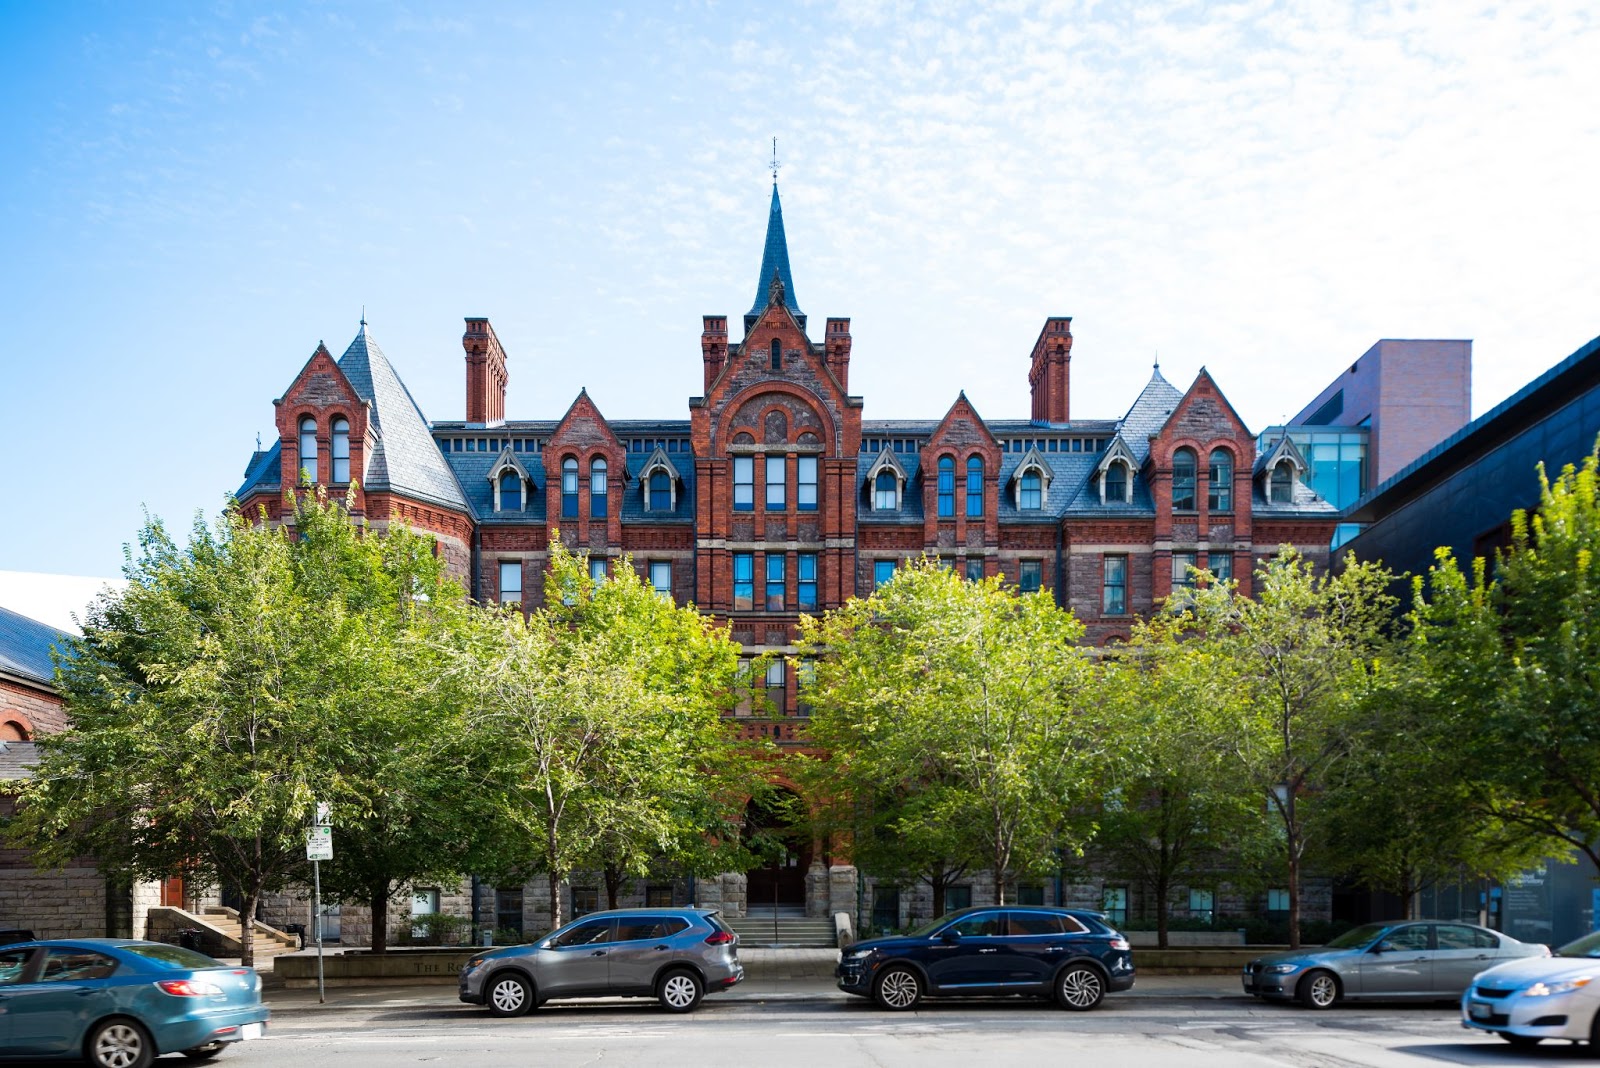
[398, 913, 470, 946]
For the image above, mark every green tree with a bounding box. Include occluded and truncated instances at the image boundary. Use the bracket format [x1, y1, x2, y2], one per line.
[1412, 444, 1600, 876]
[797, 559, 1104, 906]
[284, 499, 485, 954]
[1093, 607, 1271, 947]
[459, 538, 752, 930]
[1191, 548, 1397, 949]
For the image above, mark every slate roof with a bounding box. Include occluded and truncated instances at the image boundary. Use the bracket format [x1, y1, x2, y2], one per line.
[0, 740, 40, 783]
[1115, 367, 1185, 466]
[747, 184, 803, 323]
[236, 326, 471, 511]
[0, 605, 69, 688]
[336, 325, 468, 511]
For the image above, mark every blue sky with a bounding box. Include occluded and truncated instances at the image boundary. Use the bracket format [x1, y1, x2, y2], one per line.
[3, 1, 1597, 581]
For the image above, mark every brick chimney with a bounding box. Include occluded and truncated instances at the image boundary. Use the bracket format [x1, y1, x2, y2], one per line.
[1028, 316, 1073, 423]
[826, 318, 852, 390]
[464, 318, 508, 426]
[702, 315, 728, 392]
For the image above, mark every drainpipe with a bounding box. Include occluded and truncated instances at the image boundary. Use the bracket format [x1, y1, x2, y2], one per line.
[471, 524, 482, 603]
[1054, 521, 1065, 609]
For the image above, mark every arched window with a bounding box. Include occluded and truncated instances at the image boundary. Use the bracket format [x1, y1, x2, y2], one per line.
[966, 457, 985, 517]
[770, 338, 782, 371]
[561, 457, 579, 518]
[1171, 448, 1197, 511]
[937, 456, 955, 517]
[1104, 462, 1128, 503]
[499, 470, 522, 512]
[1020, 468, 1043, 510]
[648, 469, 671, 511]
[1271, 462, 1294, 503]
[330, 417, 350, 483]
[1208, 448, 1233, 512]
[590, 457, 608, 519]
[298, 416, 318, 484]
[874, 470, 898, 511]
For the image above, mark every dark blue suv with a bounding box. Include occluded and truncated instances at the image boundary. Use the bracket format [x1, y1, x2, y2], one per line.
[836, 906, 1134, 1011]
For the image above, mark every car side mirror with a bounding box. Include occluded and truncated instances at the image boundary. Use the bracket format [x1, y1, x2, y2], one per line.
[940, 929, 962, 944]
[1369, 942, 1388, 955]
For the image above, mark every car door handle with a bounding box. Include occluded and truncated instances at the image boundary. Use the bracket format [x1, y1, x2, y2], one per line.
[590, 950, 607, 957]
[1474, 955, 1489, 960]
[654, 945, 670, 951]
[978, 948, 998, 954]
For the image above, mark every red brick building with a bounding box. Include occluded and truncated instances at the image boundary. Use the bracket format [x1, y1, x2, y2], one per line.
[237, 183, 1340, 925]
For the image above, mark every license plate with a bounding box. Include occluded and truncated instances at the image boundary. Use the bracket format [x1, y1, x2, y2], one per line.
[1468, 1002, 1491, 1020]
[240, 1022, 264, 1040]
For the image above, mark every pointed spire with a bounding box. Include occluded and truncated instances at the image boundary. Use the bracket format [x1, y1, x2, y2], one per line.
[747, 181, 803, 325]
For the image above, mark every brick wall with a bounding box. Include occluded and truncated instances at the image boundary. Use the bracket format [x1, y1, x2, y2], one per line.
[1, 676, 67, 737]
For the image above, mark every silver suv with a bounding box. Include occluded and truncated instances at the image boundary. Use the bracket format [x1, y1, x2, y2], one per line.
[459, 908, 743, 1015]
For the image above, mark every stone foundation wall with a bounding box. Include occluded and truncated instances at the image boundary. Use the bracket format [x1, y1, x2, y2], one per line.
[0, 867, 106, 938]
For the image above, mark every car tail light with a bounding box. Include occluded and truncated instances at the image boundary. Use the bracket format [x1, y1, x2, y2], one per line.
[1109, 937, 1130, 951]
[157, 978, 224, 997]
[704, 930, 735, 945]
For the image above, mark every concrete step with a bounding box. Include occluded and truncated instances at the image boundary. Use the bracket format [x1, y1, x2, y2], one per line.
[724, 916, 838, 947]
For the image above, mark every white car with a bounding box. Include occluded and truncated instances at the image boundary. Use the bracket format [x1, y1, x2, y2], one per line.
[1462, 930, 1600, 1049]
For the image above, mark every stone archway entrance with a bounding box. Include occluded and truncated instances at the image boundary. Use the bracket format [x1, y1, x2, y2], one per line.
[742, 789, 811, 911]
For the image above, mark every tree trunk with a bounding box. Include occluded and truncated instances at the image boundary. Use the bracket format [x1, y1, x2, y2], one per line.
[1287, 844, 1302, 951]
[369, 879, 390, 955]
[241, 882, 259, 969]
[1155, 872, 1171, 950]
[930, 876, 946, 918]
[548, 869, 563, 932]
[604, 865, 623, 911]
[992, 864, 1006, 906]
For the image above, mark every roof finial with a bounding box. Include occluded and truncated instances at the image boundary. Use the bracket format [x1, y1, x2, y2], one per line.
[360, 305, 366, 327]
[771, 136, 780, 184]
[256, 431, 262, 451]
[1153, 350, 1160, 370]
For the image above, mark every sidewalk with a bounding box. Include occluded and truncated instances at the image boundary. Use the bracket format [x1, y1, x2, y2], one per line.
[263, 949, 1242, 1013]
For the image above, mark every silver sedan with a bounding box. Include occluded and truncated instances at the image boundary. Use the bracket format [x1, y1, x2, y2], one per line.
[1243, 921, 1548, 1009]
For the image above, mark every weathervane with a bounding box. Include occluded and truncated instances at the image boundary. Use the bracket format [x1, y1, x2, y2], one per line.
[771, 136, 781, 183]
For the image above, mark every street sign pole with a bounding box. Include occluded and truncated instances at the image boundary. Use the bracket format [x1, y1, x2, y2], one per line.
[312, 857, 324, 1004]
[307, 806, 334, 1005]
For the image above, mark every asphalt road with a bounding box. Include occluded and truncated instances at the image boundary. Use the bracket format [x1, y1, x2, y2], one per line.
[117, 994, 1600, 1067]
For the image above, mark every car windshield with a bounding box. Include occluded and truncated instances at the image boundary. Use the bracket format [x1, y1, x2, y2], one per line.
[119, 944, 221, 970]
[1555, 931, 1600, 959]
[1322, 923, 1389, 950]
[907, 914, 959, 939]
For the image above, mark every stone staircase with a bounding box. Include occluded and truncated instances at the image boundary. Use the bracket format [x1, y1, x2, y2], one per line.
[725, 908, 838, 948]
[198, 907, 300, 963]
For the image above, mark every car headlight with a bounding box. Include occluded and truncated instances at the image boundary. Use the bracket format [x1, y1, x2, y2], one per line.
[1263, 963, 1301, 974]
[1525, 976, 1593, 997]
[842, 949, 873, 962]
[464, 957, 486, 971]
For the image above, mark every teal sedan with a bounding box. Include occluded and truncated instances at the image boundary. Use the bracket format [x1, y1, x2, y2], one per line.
[0, 939, 268, 1066]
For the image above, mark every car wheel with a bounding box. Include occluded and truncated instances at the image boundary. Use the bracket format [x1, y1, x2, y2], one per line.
[1297, 970, 1339, 1010]
[86, 1018, 154, 1068]
[1591, 1007, 1600, 1049]
[1497, 1033, 1541, 1048]
[1054, 964, 1106, 1011]
[486, 971, 535, 1017]
[658, 968, 704, 1013]
[873, 965, 923, 1011]
[181, 1041, 229, 1061]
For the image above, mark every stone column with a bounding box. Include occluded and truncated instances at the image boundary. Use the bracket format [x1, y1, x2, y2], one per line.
[805, 861, 829, 917]
[828, 864, 858, 923]
[720, 872, 747, 918]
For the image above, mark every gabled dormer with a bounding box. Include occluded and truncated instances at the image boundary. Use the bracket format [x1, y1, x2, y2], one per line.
[272, 338, 365, 495]
[486, 446, 534, 514]
[1009, 445, 1055, 511]
[1257, 434, 1310, 505]
[865, 447, 911, 512]
[638, 446, 684, 513]
[1092, 434, 1139, 505]
[544, 388, 627, 542]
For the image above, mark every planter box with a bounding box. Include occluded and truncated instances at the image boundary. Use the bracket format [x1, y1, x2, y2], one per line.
[275, 949, 479, 988]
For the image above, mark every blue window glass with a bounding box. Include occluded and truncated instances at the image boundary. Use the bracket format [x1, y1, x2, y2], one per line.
[1102, 555, 1127, 615]
[590, 458, 608, 519]
[733, 553, 754, 610]
[733, 456, 754, 511]
[937, 456, 955, 517]
[331, 417, 350, 483]
[1171, 448, 1197, 511]
[873, 559, 896, 589]
[1020, 469, 1042, 510]
[1104, 462, 1128, 502]
[874, 470, 897, 511]
[648, 469, 672, 511]
[298, 416, 318, 484]
[966, 457, 984, 517]
[1208, 448, 1233, 512]
[798, 553, 817, 611]
[797, 456, 817, 510]
[562, 457, 579, 518]
[767, 456, 786, 510]
[499, 470, 521, 511]
[770, 338, 782, 371]
[1019, 560, 1042, 593]
[766, 553, 785, 611]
